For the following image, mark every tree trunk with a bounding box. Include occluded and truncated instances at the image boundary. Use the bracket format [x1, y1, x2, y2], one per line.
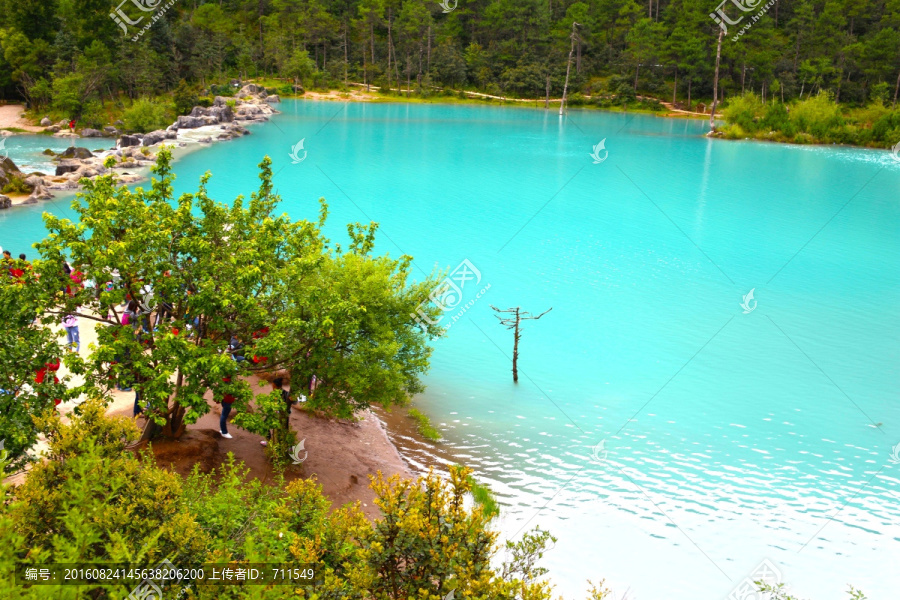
[344, 25, 349, 86]
[710, 29, 724, 130]
[672, 66, 678, 105]
[512, 316, 520, 383]
[741, 62, 746, 94]
[427, 25, 432, 73]
[559, 22, 578, 116]
[634, 65, 639, 91]
[545, 75, 551, 109]
[687, 78, 692, 111]
[893, 69, 900, 108]
[387, 10, 393, 92]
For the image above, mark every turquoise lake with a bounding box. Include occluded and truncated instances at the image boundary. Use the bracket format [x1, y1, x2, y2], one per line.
[2, 101, 899, 599]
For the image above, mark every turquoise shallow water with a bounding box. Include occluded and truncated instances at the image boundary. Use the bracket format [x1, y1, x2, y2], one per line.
[0, 134, 113, 173]
[2, 101, 899, 599]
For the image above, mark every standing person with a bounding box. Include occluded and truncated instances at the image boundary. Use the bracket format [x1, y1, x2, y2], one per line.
[62, 314, 80, 352]
[261, 377, 295, 446]
[219, 377, 235, 439]
[228, 335, 245, 362]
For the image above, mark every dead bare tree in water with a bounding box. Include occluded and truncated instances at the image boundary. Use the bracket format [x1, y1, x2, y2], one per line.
[491, 305, 552, 382]
[559, 22, 579, 116]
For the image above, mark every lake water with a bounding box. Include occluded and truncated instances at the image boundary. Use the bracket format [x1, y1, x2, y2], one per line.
[0, 134, 113, 174]
[2, 101, 899, 600]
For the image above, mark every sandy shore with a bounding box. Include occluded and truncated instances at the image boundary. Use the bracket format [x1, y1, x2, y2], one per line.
[7, 313, 416, 521]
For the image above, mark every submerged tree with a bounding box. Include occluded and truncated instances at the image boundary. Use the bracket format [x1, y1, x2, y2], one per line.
[490, 305, 552, 383]
[32, 148, 442, 461]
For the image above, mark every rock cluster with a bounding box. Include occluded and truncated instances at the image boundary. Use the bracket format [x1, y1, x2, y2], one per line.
[11, 85, 278, 206]
[0, 155, 53, 206]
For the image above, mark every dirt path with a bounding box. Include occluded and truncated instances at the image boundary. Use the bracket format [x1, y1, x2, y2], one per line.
[0, 104, 42, 132]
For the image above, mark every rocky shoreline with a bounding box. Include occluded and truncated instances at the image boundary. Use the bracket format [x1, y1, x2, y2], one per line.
[0, 84, 279, 209]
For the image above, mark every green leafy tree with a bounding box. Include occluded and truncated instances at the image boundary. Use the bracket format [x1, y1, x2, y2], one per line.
[0, 258, 73, 473]
[32, 149, 441, 464]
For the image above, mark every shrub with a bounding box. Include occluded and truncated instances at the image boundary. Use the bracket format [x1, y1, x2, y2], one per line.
[1, 175, 30, 194]
[790, 92, 843, 139]
[79, 99, 107, 129]
[0, 408, 560, 600]
[122, 98, 169, 133]
[723, 93, 765, 133]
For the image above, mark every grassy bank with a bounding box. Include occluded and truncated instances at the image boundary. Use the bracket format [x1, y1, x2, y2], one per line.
[719, 93, 900, 149]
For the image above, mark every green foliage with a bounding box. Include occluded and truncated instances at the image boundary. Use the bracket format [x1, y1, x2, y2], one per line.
[122, 98, 169, 133]
[721, 92, 900, 147]
[1, 174, 29, 194]
[173, 79, 199, 116]
[465, 472, 500, 518]
[407, 407, 441, 440]
[0, 256, 73, 473]
[0, 414, 562, 599]
[30, 149, 440, 450]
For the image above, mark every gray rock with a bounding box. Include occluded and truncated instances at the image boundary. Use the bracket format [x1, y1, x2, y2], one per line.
[29, 181, 53, 200]
[55, 162, 81, 176]
[103, 126, 119, 136]
[265, 95, 280, 103]
[81, 128, 102, 137]
[21, 197, 38, 205]
[119, 135, 142, 148]
[199, 137, 212, 144]
[176, 115, 206, 129]
[45, 125, 60, 133]
[58, 147, 94, 160]
[141, 129, 174, 146]
[213, 96, 230, 107]
[24, 175, 44, 188]
[75, 166, 99, 178]
[115, 120, 125, 127]
[191, 104, 234, 123]
[40, 117, 52, 126]
[0, 194, 11, 209]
